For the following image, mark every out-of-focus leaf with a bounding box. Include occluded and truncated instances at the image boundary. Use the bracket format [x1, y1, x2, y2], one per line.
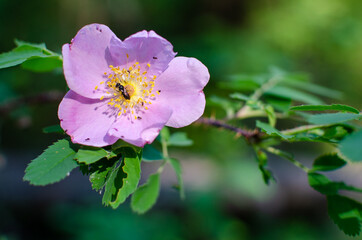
[266, 86, 324, 105]
[308, 173, 362, 195]
[282, 78, 343, 99]
[168, 132, 193, 147]
[327, 195, 362, 236]
[0, 40, 62, 72]
[75, 147, 116, 164]
[21, 55, 62, 72]
[131, 173, 160, 214]
[311, 153, 347, 172]
[168, 158, 184, 199]
[219, 75, 264, 91]
[255, 149, 274, 185]
[307, 113, 361, 125]
[23, 139, 78, 185]
[15, 39, 46, 49]
[229, 92, 250, 101]
[290, 104, 359, 114]
[207, 95, 240, 117]
[339, 130, 362, 162]
[323, 126, 349, 140]
[142, 145, 163, 161]
[0, 45, 45, 69]
[42, 125, 64, 134]
[256, 121, 292, 139]
[265, 96, 292, 112]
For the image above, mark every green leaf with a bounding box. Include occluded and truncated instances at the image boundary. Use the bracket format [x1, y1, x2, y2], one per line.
[142, 145, 163, 161]
[256, 120, 292, 139]
[105, 147, 142, 208]
[207, 95, 240, 117]
[307, 113, 361, 125]
[219, 75, 263, 91]
[15, 39, 46, 49]
[308, 173, 362, 195]
[112, 139, 141, 152]
[23, 139, 78, 185]
[131, 173, 161, 214]
[168, 158, 185, 199]
[89, 158, 118, 191]
[339, 130, 362, 162]
[266, 86, 324, 105]
[229, 92, 250, 101]
[102, 160, 122, 204]
[21, 55, 62, 72]
[290, 104, 359, 114]
[0, 40, 62, 72]
[327, 195, 362, 236]
[168, 132, 193, 147]
[265, 96, 292, 113]
[281, 77, 343, 99]
[42, 125, 64, 134]
[75, 147, 116, 164]
[311, 153, 347, 172]
[0, 45, 45, 69]
[255, 149, 274, 185]
[323, 126, 349, 141]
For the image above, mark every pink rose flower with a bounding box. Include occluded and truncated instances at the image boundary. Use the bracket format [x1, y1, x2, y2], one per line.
[58, 24, 209, 147]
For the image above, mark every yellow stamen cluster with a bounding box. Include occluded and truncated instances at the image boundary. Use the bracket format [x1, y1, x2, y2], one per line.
[94, 60, 158, 120]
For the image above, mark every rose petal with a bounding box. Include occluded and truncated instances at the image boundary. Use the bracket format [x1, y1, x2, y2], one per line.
[58, 90, 119, 147]
[154, 57, 209, 128]
[108, 102, 173, 147]
[62, 24, 116, 99]
[109, 30, 176, 78]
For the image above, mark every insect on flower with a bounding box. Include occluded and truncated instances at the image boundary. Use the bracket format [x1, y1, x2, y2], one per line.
[58, 24, 209, 147]
[115, 83, 130, 100]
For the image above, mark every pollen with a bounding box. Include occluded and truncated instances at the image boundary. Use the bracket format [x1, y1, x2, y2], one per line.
[96, 62, 159, 119]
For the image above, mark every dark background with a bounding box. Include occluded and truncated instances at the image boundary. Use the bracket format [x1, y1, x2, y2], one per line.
[0, 0, 362, 239]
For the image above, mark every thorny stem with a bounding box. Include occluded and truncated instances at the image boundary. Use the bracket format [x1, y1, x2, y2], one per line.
[195, 117, 263, 143]
[265, 146, 310, 172]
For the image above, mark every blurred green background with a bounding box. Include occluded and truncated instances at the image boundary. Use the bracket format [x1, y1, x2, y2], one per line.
[0, 0, 362, 239]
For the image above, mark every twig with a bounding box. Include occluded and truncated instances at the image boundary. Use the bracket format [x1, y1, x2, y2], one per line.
[0, 90, 64, 116]
[195, 117, 263, 143]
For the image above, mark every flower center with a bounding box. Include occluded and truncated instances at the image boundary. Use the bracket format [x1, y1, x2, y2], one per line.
[94, 61, 160, 120]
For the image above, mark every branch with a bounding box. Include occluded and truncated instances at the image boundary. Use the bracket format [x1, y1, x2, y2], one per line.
[195, 117, 263, 143]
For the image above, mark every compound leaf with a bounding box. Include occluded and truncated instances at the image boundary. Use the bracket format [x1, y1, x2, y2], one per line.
[311, 153, 347, 172]
[24, 139, 78, 185]
[327, 195, 362, 236]
[131, 173, 161, 214]
[339, 130, 362, 162]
